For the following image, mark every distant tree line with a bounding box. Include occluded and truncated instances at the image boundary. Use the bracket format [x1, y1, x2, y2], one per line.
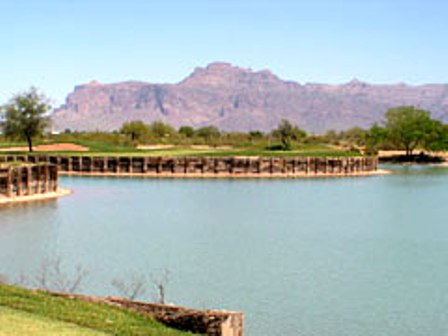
[2, 88, 448, 155]
[118, 119, 308, 151]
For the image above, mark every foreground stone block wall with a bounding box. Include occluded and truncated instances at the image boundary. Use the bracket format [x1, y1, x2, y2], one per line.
[0, 155, 378, 177]
[51, 292, 243, 336]
[0, 163, 58, 197]
[106, 297, 243, 336]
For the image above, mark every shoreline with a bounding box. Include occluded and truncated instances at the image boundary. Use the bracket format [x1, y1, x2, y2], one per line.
[0, 188, 71, 206]
[59, 169, 390, 179]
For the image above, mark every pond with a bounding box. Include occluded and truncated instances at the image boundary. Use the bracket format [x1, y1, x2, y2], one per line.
[1, 165, 448, 335]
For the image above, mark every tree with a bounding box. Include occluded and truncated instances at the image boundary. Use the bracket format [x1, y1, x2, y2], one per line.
[249, 130, 264, 139]
[111, 269, 171, 303]
[1, 88, 51, 152]
[384, 106, 442, 156]
[365, 123, 386, 155]
[340, 127, 368, 147]
[9, 257, 88, 293]
[178, 125, 195, 138]
[120, 120, 149, 142]
[427, 124, 448, 151]
[195, 126, 221, 139]
[323, 129, 340, 145]
[272, 119, 307, 150]
[148, 121, 176, 138]
[111, 273, 148, 301]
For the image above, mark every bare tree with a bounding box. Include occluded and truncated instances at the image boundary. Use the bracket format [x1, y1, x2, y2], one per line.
[111, 268, 172, 304]
[34, 257, 88, 293]
[151, 268, 171, 304]
[111, 273, 148, 301]
[14, 273, 29, 287]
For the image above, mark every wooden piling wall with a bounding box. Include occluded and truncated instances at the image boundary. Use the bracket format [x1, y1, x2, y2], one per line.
[0, 155, 378, 178]
[0, 164, 58, 197]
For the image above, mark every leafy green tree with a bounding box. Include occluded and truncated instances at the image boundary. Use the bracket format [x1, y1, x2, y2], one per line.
[365, 123, 387, 155]
[322, 130, 340, 145]
[178, 125, 195, 138]
[148, 121, 176, 138]
[427, 124, 448, 151]
[384, 106, 442, 156]
[340, 127, 368, 146]
[120, 121, 149, 142]
[249, 130, 264, 139]
[1, 87, 50, 152]
[272, 119, 307, 150]
[195, 126, 221, 139]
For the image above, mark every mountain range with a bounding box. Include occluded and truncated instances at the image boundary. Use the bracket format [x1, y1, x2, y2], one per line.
[52, 62, 448, 133]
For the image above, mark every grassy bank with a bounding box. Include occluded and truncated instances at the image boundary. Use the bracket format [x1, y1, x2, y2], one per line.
[0, 283, 196, 336]
[0, 306, 107, 336]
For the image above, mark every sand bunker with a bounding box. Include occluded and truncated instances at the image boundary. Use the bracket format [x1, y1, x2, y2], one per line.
[0, 143, 89, 152]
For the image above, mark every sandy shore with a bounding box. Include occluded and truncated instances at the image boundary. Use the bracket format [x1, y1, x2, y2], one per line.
[60, 169, 390, 179]
[0, 188, 71, 206]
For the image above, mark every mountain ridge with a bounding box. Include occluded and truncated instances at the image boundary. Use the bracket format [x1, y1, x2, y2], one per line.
[52, 62, 448, 133]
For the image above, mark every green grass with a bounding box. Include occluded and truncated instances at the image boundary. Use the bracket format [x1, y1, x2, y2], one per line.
[0, 140, 362, 158]
[0, 306, 107, 335]
[138, 148, 360, 158]
[0, 283, 196, 336]
[0, 142, 26, 148]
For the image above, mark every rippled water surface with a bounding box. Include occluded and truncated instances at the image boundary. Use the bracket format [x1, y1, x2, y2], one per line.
[1, 165, 448, 336]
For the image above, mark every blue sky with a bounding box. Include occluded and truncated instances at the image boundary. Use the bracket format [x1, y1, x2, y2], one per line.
[1, 0, 447, 105]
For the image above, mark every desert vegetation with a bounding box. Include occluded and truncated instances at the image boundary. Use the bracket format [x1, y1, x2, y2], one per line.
[1, 89, 448, 160]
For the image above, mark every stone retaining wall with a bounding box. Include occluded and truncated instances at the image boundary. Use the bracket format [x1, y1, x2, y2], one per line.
[50, 292, 243, 336]
[105, 297, 243, 336]
[0, 155, 378, 177]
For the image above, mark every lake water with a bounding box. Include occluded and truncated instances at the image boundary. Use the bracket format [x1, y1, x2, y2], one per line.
[1, 165, 448, 336]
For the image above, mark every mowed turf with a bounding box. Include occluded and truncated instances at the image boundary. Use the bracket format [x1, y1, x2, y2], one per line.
[0, 140, 360, 157]
[0, 306, 107, 336]
[0, 284, 196, 336]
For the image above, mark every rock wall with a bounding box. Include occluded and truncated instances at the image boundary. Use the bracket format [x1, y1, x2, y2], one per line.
[50, 292, 243, 336]
[105, 297, 243, 336]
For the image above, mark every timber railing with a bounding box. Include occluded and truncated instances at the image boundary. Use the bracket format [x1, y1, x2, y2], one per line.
[0, 163, 58, 197]
[0, 155, 378, 177]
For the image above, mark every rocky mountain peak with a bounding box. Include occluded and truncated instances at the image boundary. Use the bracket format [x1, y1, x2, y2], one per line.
[51, 62, 448, 133]
[87, 80, 101, 86]
[345, 78, 369, 88]
[181, 62, 282, 87]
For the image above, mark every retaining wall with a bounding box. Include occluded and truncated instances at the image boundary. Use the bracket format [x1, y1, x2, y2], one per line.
[0, 164, 58, 197]
[0, 155, 378, 177]
[106, 297, 243, 336]
[51, 292, 243, 336]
